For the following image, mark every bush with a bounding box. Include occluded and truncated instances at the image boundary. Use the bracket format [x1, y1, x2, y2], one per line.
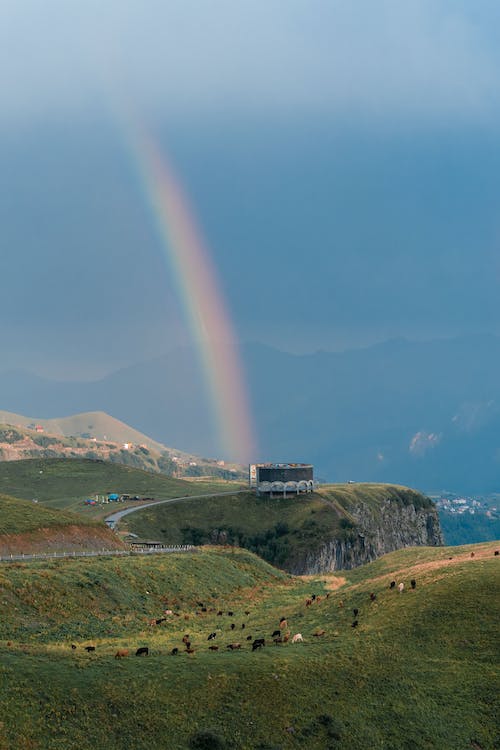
[188, 729, 226, 749]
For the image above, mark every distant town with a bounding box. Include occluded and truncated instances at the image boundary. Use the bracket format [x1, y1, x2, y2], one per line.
[432, 492, 499, 519]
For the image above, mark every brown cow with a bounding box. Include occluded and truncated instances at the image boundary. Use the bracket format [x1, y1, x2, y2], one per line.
[226, 643, 241, 650]
[115, 649, 129, 658]
[313, 629, 325, 637]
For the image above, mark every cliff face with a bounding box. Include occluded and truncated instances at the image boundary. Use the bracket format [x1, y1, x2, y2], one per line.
[289, 497, 444, 575]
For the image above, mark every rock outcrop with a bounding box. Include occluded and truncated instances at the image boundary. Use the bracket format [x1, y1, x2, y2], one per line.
[289, 493, 443, 575]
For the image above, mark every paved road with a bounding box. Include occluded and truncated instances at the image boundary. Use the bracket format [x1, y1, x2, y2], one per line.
[105, 489, 249, 529]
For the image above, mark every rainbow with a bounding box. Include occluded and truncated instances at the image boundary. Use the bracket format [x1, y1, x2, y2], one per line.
[127, 125, 256, 464]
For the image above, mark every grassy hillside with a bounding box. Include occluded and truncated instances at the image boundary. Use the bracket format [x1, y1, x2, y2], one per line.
[0, 493, 125, 554]
[0, 418, 247, 480]
[0, 542, 498, 749]
[121, 483, 434, 568]
[0, 458, 243, 519]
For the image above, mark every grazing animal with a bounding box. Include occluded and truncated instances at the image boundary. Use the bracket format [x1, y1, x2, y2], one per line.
[313, 629, 325, 637]
[271, 629, 281, 638]
[390, 581, 396, 589]
[410, 579, 416, 589]
[71, 644, 77, 650]
[201, 607, 207, 612]
[291, 633, 303, 643]
[208, 645, 219, 651]
[230, 624, 236, 630]
[305, 598, 313, 607]
[207, 632, 217, 641]
[227, 611, 234, 617]
[217, 611, 223, 616]
[115, 649, 129, 658]
[245, 610, 250, 615]
[135, 647, 149, 656]
[197, 602, 204, 608]
[252, 638, 265, 651]
[227, 643, 241, 650]
[171, 648, 179, 655]
[164, 609, 173, 615]
[185, 647, 195, 654]
[182, 635, 191, 644]
[84, 646, 96, 652]
[149, 619, 157, 627]
[470, 552, 475, 558]
[311, 595, 317, 601]
[246, 635, 253, 641]
[279, 619, 288, 630]
[398, 583, 404, 593]
[351, 620, 359, 628]
[338, 600, 344, 608]
[273, 636, 283, 645]
[184, 641, 191, 650]
[495, 550, 499, 556]
[155, 617, 166, 625]
[353, 608, 359, 617]
[241, 623, 245, 629]
[370, 592, 377, 601]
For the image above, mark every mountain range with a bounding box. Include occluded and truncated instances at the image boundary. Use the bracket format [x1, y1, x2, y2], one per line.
[2, 334, 500, 493]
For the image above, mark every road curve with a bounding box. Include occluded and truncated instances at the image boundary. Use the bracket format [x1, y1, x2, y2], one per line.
[105, 489, 249, 529]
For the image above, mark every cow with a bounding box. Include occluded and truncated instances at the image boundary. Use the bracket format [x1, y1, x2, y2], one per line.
[370, 593, 377, 602]
[291, 633, 303, 643]
[271, 629, 281, 638]
[311, 595, 317, 601]
[182, 634, 191, 644]
[207, 632, 217, 641]
[226, 643, 241, 650]
[155, 617, 166, 625]
[410, 579, 416, 589]
[398, 583, 404, 593]
[184, 641, 191, 650]
[164, 609, 173, 615]
[217, 611, 223, 616]
[241, 623, 246, 629]
[71, 644, 77, 650]
[351, 620, 359, 628]
[227, 611, 234, 617]
[208, 645, 219, 651]
[245, 610, 250, 616]
[171, 648, 179, 655]
[246, 635, 253, 641]
[390, 581, 396, 589]
[305, 598, 313, 607]
[230, 624, 236, 630]
[185, 647, 195, 654]
[135, 647, 149, 656]
[494, 550, 499, 556]
[84, 646, 96, 652]
[313, 629, 325, 637]
[470, 552, 475, 558]
[115, 649, 129, 658]
[353, 608, 359, 617]
[252, 638, 265, 651]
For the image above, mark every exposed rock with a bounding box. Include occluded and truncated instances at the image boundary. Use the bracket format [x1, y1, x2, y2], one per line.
[289, 496, 443, 575]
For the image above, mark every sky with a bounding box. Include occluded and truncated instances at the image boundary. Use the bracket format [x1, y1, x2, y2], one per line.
[1, 1, 500, 379]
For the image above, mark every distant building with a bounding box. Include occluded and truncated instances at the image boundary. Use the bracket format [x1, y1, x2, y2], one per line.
[249, 463, 314, 496]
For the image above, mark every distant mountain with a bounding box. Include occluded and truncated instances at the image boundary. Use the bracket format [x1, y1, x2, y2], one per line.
[2, 335, 500, 493]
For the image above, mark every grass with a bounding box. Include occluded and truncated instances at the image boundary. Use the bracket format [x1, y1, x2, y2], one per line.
[0, 542, 498, 749]
[122, 483, 435, 570]
[0, 494, 101, 535]
[0, 458, 243, 519]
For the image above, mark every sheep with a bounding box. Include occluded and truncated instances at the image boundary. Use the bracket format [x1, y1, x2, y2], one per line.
[398, 583, 404, 593]
[291, 633, 303, 643]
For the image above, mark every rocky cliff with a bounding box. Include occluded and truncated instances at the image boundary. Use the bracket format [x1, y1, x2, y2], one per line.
[290, 490, 444, 574]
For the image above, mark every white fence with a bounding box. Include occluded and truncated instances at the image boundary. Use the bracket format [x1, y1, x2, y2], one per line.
[0, 545, 197, 563]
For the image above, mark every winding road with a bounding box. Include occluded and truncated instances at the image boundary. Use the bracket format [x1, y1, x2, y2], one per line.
[105, 489, 248, 529]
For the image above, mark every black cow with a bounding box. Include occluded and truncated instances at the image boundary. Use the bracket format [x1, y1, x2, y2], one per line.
[271, 629, 281, 638]
[230, 624, 236, 630]
[252, 638, 265, 651]
[135, 647, 149, 656]
[351, 620, 359, 628]
[207, 632, 217, 641]
[84, 646, 95, 652]
[410, 579, 416, 589]
[71, 644, 77, 650]
[370, 592, 377, 601]
[171, 647, 179, 655]
[353, 608, 359, 617]
[390, 581, 396, 589]
[246, 635, 253, 641]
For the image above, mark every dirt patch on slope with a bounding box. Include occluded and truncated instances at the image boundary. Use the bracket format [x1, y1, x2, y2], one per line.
[0, 525, 126, 555]
[298, 573, 347, 590]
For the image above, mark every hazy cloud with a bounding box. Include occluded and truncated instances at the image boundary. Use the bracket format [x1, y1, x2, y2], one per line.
[1, 1, 499, 125]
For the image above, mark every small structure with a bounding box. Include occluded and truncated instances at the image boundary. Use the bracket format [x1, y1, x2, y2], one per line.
[250, 463, 314, 497]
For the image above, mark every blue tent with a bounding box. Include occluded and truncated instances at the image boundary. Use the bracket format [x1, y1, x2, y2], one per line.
[108, 493, 120, 501]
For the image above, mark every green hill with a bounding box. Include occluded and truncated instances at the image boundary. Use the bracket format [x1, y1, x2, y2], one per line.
[121, 483, 440, 571]
[0, 457, 243, 519]
[0, 542, 498, 749]
[0, 493, 125, 554]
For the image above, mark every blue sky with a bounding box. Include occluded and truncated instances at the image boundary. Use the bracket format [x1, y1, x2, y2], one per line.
[1, 1, 500, 378]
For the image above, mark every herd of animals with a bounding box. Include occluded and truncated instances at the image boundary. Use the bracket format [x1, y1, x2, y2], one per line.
[67, 577, 421, 659]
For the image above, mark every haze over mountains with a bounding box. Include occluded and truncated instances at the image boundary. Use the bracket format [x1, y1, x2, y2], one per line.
[2, 334, 500, 494]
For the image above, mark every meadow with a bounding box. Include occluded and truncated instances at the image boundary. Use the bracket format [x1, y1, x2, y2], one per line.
[1, 542, 498, 750]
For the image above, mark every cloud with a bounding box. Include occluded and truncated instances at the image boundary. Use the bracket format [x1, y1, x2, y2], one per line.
[409, 430, 442, 456]
[1, 1, 499, 126]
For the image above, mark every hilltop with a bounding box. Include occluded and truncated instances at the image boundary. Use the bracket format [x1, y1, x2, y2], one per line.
[0, 493, 125, 555]
[121, 483, 443, 573]
[0, 542, 498, 749]
[0, 414, 246, 480]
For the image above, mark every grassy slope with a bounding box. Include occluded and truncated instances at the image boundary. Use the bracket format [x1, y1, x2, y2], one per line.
[0, 458, 242, 519]
[0, 543, 498, 750]
[0, 494, 102, 535]
[122, 483, 433, 568]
